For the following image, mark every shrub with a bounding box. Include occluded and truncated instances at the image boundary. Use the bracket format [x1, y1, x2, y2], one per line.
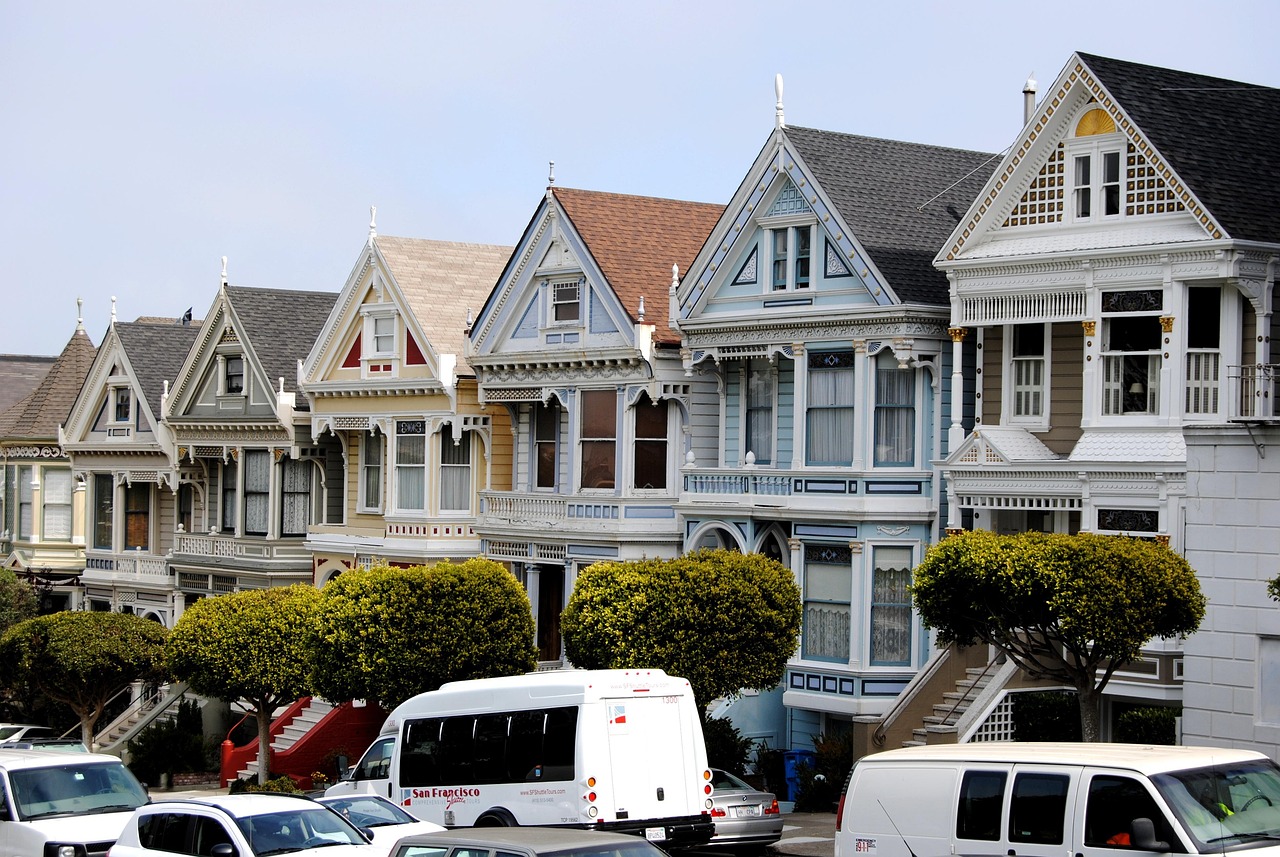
[1116, 705, 1179, 745]
[1012, 691, 1082, 742]
[126, 700, 213, 787]
[703, 717, 754, 775]
[794, 731, 854, 811]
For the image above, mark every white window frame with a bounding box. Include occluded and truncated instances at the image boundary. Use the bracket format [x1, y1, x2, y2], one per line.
[224, 355, 245, 396]
[107, 383, 133, 437]
[867, 543, 915, 667]
[631, 393, 670, 493]
[16, 465, 34, 541]
[361, 306, 401, 378]
[358, 431, 383, 514]
[578, 389, 617, 492]
[873, 352, 917, 468]
[1067, 138, 1123, 223]
[549, 278, 582, 325]
[533, 401, 560, 491]
[1004, 323, 1050, 429]
[438, 424, 472, 515]
[763, 218, 814, 292]
[1100, 289, 1164, 418]
[743, 360, 776, 466]
[41, 468, 73, 542]
[393, 419, 427, 514]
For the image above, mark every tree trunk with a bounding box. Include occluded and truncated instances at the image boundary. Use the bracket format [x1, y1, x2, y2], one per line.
[81, 716, 94, 751]
[257, 707, 273, 786]
[1077, 682, 1102, 742]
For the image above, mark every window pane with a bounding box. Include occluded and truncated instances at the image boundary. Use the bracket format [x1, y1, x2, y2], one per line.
[281, 459, 309, 536]
[634, 397, 667, 439]
[633, 442, 667, 490]
[581, 390, 616, 438]
[125, 482, 150, 550]
[581, 442, 616, 489]
[94, 473, 113, 550]
[1009, 773, 1069, 845]
[362, 433, 382, 508]
[807, 366, 855, 465]
[746, 365, 774, 464]
[958, 771, 1007, 841]
[221, 462, 237, 531]
[440, 426, 471, 512]
[244, 451, 270, 535]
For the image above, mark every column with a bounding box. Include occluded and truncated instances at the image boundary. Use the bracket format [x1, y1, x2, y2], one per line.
[790, 345, 806, 469]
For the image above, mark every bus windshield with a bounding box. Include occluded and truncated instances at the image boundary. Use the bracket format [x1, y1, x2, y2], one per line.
[1153, 759, 1280, 851]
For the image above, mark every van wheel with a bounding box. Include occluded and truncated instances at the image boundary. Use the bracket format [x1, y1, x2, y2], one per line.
[476, 810, 517, 827]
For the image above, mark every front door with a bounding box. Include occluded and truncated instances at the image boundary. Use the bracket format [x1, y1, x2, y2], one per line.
[536, 565, 563, 662]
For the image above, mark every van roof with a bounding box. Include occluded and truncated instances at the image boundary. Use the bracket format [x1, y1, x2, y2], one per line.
[0, 747, 125, 770]
[860, 743, 1269, 776]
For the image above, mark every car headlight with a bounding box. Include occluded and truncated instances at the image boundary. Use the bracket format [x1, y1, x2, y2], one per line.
[48, 845, 81, 857]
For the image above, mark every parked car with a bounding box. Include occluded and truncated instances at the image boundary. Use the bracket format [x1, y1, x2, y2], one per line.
[108, 793, 383, 856]
[316, 793, 445, 847]
[0, 746, 150, 856]
[8, 737, 89, 752]
[386, 826, 671, 857]
[707, 768, 783, 852]
[0, 724, 56, 743]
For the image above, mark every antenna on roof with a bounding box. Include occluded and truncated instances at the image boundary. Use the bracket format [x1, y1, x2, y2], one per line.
[775, 74, 785, 129]
[110, 296, 117, 324]
[220, 256, 229, 287]
[76, 297, 84, 332]
[369, 205, 377, 240]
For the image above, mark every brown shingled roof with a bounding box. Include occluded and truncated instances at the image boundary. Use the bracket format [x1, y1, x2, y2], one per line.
[0, 329, 96, 441]
[0, 355, 56, 417]
[375, 236, 514, 360]
[551, 187, 724, 344]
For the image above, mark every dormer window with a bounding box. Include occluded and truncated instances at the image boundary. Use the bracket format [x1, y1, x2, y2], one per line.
[372, 316, 395, 356]
[770, 226, 811, 291]
[225, 356, 245, 395]
[112, 387, 132, 423]
[1069, 107, 1123, 222]
[361, 307, 400, 377]
[552, 280, 581, 323]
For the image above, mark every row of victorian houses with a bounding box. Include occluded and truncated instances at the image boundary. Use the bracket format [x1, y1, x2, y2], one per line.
[2, 51, 1278, 760]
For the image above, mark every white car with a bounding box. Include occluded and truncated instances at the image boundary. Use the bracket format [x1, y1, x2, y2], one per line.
[108, 793, 383, 856]
[315, 794, 445, 847]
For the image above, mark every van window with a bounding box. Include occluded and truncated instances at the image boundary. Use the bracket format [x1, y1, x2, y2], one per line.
[401, 707, 579, 788]
[1084, 774, 1181, 850]
[958, 770, 1007, 841]
[1154, 759, 1280, 851]
[1009, 773, 1069, 845]
[352, 736, 394, 781]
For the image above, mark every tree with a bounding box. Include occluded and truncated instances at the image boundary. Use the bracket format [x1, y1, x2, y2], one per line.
[0, 568, 37, 633]
[166, 585, 320, 784]
[561, 549, 802, 712]
[0, 611, 168, 747]
[911, 530, 1205, 741]
[308, 559, 537, 709]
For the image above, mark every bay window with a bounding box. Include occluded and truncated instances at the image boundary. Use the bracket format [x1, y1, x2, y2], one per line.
[439, 425, 471, 512]
[802, 544, 851, 662]
[745, 361, 774, 465]
[243, 450, 271, 535]
[874, 352, 915, 467]
[632, 393, 668, 490]
[42, 468, 72, 541]
[125, 482, 150, 550]
[16, 466, 32, 540]
[280, 457, 310, 537]
[93, 473, 113, 550]
[534, 401, 559, 490]
[1101, 289, 1163, 415]
[220, 461, 237, 533]
[359, 432, 383, 512]
[870, 546, 913, 666]
[395, 420, 426, 511]
[580, 390, 617, 489]
[806, 352, 855, 466]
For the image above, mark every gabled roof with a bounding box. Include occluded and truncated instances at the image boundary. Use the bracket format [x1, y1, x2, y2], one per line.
[785, 126, 999, 304]
[0, 329, 96, 441]
[553, 187, 724, 342]
[224, 286, 338, 393]
[375, 236, 513, 359]
[1077, 53, 1280, 243]
[0, 355, 56, 417]
[113, 320, 203, 419]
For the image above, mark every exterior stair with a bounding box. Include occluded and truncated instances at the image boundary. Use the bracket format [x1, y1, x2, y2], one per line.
[905, 666, 996, 747]
[93, 681, 196, 756]
[237, 698, 334, 781]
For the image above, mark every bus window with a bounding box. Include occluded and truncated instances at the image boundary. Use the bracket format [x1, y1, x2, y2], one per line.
[542, 707, 577, 781]
[402, 718, 444, 787]
[438, 716, 477, 785]
[474, 714, 511, 784]
[509, 710, 545, 782]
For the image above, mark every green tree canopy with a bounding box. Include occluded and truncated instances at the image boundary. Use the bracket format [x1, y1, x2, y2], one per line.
[166, 585, 320, 783]
[561, 549, 802, 712]
[911, 530, 1205, 741]
[0, 611, 168, 747]
[0, 568, 37, 634]
[308, 558, 537, 709]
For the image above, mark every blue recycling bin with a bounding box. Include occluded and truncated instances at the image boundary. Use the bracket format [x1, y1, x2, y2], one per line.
[782, 749, 817, 802]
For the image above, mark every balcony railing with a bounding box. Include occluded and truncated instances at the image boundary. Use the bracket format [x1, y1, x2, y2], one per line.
[1231, 363, 1279, 420]
[84, 550, 169, 580]
[681, 467, 931, 503]
[478, 492, 678, 534]
[173, 533, 310, 562]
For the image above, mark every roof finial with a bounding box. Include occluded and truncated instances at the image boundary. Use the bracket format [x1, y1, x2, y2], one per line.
[465, 307, 474, 330]
[548, 160, 555, 186]
[110, 296, 117, 323]
[638, 295, 646, 322]
[76, 297, 84, 332]
[671, 264, 679, 292]
[369, 205, 377, 240]
[775, 73, 785, 129]
[220, 256, 228, 287]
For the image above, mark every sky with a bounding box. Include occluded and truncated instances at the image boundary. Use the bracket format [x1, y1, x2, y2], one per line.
[2, 1, 1277, 357]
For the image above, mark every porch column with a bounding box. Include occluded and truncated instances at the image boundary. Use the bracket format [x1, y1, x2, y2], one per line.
[848, 539, 864, 670]
[525, 563, 541, 653]
[172, 590, 186, 627]
[790, 344, 806, 469]
[947, 327, 968, 454]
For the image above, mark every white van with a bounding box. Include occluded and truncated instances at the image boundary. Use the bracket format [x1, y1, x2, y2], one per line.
[326, 669, 714, 847]
[835, 743, 1280, 857]
[0, 747, 150, 856]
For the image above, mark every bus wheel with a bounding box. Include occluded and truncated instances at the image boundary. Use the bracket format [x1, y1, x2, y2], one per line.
[476, 810, 517, 827]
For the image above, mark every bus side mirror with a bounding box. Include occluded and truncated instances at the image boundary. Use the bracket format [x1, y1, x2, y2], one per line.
[1131, 818, 1170, 852]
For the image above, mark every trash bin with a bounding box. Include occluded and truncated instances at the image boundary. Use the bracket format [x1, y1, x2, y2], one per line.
[782, 749, 817, 802]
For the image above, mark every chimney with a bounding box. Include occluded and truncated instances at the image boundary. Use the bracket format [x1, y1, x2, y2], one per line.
[1023, 73, 1037, 126]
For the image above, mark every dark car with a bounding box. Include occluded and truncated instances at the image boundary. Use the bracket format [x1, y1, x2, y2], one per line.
[706, 768, 783, 852]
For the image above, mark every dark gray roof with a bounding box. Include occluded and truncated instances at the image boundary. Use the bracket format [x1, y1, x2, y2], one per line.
[785, 126, 999, 305]
[224, 286, 338, 395]
[1079, 53, 1280, 243]
[0, 329, 96, 441]
[114, 320, 202, 419]
[0, 355, 56, 417]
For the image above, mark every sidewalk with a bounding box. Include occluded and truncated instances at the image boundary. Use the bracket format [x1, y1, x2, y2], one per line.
[770, 810, 836, 857]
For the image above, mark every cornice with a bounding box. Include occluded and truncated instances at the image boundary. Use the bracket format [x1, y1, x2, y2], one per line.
[306, 379, 447, 399]
[682, 314, 949, 347]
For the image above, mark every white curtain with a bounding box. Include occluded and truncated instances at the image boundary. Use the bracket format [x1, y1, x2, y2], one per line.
[439, 427, 470, 511]
[804, 561, 852, 661]
[280, 458, 310, 536]
[243, 451, 271, 534]
[362, 433, 382, 507]
[806, 368, 854, 465]
[397, 434, 426, 511]
[871, 547, 913, 665]
[746, 366, 774, 464]
[42, 469, 72, 540]
[874, 360, 915, 466]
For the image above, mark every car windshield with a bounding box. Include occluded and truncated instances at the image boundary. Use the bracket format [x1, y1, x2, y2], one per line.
[10, 761, 148, 820]
[322, 794, 419, 826]
[712, 770, 754, 790]
[1153, 759, 1280, 851]
[236, 807, 368, 856]
[0, 726, 32, 740]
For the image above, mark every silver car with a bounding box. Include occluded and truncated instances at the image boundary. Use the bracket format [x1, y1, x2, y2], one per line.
[707, 768, 783, 852]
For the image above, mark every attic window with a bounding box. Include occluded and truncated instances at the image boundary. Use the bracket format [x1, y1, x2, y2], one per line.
[225, 356, 245, 395]
[1074, 108, 1116, 137]
[552, 280, 580, 322]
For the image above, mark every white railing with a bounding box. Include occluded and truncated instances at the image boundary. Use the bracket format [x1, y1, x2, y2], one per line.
[173, 534, 309, 561]
[479, 492, 676, 534]
[84, 551, 169, 579]
[683, 471, 793, 496]
[1231, 364, 1279, 419]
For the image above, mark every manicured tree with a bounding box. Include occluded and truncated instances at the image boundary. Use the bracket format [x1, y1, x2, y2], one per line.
[0, 568, 37, 633]
[0, 610, 168, 747]
[911, 530, 1205, 741]
[308, 558, 537, 709]
[561, 549, 802, 712]
[166, 585, 320, 784]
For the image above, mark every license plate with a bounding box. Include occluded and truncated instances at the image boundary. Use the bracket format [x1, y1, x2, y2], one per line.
[645, 828, 667, 842]
[732, 805, 762, 818]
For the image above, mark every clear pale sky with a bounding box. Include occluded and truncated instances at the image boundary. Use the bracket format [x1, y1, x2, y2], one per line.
[2, 1, 1276, 357]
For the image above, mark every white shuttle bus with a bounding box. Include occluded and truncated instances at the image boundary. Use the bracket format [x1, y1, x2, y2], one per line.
[326, 669, 714, 847]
